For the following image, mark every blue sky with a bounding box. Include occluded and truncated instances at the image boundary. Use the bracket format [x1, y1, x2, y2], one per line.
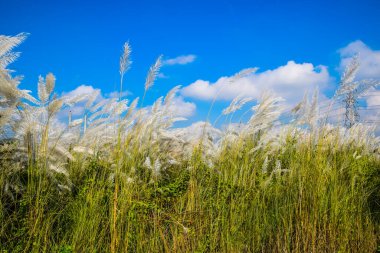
[2, 0, 380, 124]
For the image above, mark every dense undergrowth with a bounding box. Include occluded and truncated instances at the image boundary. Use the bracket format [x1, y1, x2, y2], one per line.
[0, 33, 380, 252]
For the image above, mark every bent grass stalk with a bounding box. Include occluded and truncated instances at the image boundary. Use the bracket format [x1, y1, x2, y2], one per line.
[0, 34, 379, 252]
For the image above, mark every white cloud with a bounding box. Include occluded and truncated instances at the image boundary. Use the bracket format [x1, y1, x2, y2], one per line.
[339, 40, 380, 79]
[63, 85, 101, 101]
[157, 72, 169, 79]
[60, 85, 196, 121]
[106, 90, 131, 99]
[168, 95, 196, 117]
[338, 41, 380, 126]
[163, 54, 197, 66]
[170, 121, 221, 143]
[364, 88, 380, 107]
[181, 61, 332, 106]
[60, 85, 102, 119]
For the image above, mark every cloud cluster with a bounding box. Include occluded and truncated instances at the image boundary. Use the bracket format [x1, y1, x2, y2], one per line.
[59, 85, 197, 121]
[181, 61, 332, 106]
[106, 90, 132, 99]
[364, 88, 380, 107]
[63, 85, 101, 102]
[61, 85, 102, 117]
[339, 40, 380, 80]
[168, 95, 196, 117]
[338, 41, 380, 125]
[58, 41, 380, 124]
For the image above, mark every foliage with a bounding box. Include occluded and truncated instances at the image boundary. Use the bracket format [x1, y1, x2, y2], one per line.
[0, 34, 379, 252]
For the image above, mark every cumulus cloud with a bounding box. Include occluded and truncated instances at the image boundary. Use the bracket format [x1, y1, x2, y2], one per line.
[63, 85, 101, 101]
[181, 61, 332, 106]
[363, 88, 380, 107]
[338, 41, 380, 126]
[56, 41, 379, 125]
[339, 40, 380, 79]
[61, 85, 102, 117]
[366, 96, 380, 107]
[59, 85, 196, 122]
[106, 90, 131, 99]
[168, 95, 196, 117]
[163, 54, 197, 66]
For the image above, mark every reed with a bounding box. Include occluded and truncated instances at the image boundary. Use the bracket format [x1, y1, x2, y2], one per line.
[0, 33, 379, 252]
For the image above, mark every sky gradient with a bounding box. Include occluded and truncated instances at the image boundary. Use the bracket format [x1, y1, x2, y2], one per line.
[1, 0, 380, 123]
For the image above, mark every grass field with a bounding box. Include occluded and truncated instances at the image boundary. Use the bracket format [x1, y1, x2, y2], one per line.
[1, 33, 379, 252]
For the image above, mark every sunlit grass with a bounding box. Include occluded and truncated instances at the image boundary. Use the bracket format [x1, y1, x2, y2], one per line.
[0, 33, 379, 252]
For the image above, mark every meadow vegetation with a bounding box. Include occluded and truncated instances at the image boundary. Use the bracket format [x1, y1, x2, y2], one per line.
[0, 33, 380, 252]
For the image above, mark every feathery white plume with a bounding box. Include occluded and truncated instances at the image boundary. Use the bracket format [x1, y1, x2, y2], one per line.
[119, 42, 132, 77]
[223, 95, 253, 115]
[144, 55, 162, 91]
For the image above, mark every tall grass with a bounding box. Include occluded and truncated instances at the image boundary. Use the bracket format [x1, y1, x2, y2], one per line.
[0, 33, 380, 252]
